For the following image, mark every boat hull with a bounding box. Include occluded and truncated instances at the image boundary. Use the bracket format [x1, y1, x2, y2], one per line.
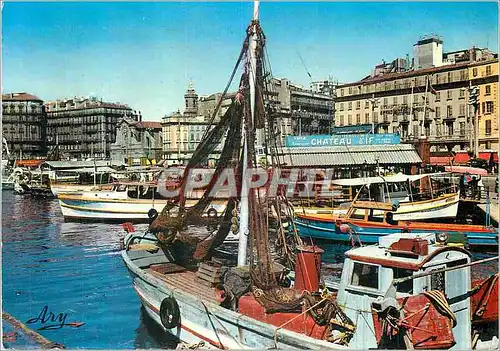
[121, 247, 347, 350]
[58, 196, 227, 222]
[294, 214, 498, 247]
[294, 193, 460, 222]
[50, 183, 112, 197]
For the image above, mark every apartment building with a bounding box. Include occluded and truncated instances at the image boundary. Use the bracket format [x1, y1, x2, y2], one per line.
[2, 92, 47, 158]
[335, 37, 498, 154]
[270, 78, 334, 143]
[163, 79, 335, 164]
[45, 96, 139, 159]
[470, 60, 499, 151]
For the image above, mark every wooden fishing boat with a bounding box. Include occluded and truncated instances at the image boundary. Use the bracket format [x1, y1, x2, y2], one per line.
[57, 182, 228, 222]
[122, 225, 498, 349]
[295, 200, 498, 247]
[121, 2, 498, 349]
[294, 173, 460, 221]
[49, 166, 117, 197]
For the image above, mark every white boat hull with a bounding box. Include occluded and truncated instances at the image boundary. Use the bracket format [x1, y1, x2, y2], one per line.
[294, 193, 460, 222]
[122, 247, 347, 350]
[58, 196, 227, 221]
[383, 192, 460, 221]
[50, 183, 112, 197]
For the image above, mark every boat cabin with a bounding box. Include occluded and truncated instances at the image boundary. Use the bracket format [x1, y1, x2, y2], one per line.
[336, 232, 472, 349]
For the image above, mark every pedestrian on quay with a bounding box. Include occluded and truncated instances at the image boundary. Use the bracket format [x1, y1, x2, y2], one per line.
[470, 175, 478, 200]
[459, 174, 466, 198]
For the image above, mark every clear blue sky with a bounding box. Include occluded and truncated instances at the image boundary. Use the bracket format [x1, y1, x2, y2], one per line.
[3, 1, 498, 120]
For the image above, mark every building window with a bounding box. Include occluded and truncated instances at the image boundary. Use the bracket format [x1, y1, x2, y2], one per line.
[340, 89, 344, 97]
[356, 114, 361, 125]
[447, 72, 452, 83]
[351, 263, 379, 289]
[485, 101, 494, 114]
[460, 70, 467, 81]
[435, 106, 440, 118]
[348, 102, 352, 110]
[460, 122, 466, 136]
[473, 67, 478, 77]
[348, 115, 352, 125]
[365, 113, 369, 124]
[339, 115, 344, 126]
[392, 97, 397, 105]
[365, 101, 369, 108]
[447, 106, 453, 117]
[413, 124, 419, 137]
[459, 104, 465, 116]
[447, 122, 454, 136]
[348, 87, 353, 94]
[383, 97, 388, 106]
[486, 65, 492, 75]
[435, 92, 440, 101]
[447, 90, 452, 100]
[403, 95, 408, 104]
[485, 85, 491, 96]
[339, 103, 344, 111]
[373, 112, 379, 123]
[356, 101, 361, 110]
[436, 124, 441, 137]
[459, 89, 465, 99]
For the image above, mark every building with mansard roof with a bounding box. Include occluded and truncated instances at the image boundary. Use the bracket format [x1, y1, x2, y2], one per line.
[2, 92, 47, 158]
[45, 96, 140, 159]
[334, 36, 498, 162]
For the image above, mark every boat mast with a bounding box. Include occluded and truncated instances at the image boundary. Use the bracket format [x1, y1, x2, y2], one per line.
[237, 0, 259, 267]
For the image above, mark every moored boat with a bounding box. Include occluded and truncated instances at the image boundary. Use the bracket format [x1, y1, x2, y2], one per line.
[122, 225, 498, 349]
[293, 173, 460, 222]
[121, 2, 498, 349]
[58, 182, 228, 221]
[295, 200, 498, 247]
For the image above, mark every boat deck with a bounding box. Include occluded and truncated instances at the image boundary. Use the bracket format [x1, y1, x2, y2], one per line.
[147, 263, 221, 305]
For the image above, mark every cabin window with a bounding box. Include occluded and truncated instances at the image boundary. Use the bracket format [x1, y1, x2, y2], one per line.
[430, 268, 445, 291]
[350, 208, 365, 220]
[351, 262, 379, 289]
[368, 209, 384, 222]
[393, 268, 413, 293]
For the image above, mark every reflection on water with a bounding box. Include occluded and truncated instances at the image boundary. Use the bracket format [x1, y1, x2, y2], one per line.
[2, 192, 176, 349]
[2, 191, 497, 348]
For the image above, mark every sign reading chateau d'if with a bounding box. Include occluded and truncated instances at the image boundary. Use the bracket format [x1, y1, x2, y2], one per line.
[285, 133, 401, 147]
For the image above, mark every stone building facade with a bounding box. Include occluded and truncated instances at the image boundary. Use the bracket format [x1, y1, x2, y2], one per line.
[269, 78, 334, 145]
[162, 79, 334, 164]
[471, 60, 499, 151]
[111, 118, 163, 165]
[162, 85, 230, 165]
[1, 92, 47, 158]
[334, 39, 498, 154]
[45, 96, 139, 159]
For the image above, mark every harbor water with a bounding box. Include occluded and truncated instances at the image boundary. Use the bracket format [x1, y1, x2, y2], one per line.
[2, 191, 497, 348]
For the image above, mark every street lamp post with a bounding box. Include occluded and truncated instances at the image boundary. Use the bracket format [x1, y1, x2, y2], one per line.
[369, 94, 380, 134]
[468, 85, 479, 157]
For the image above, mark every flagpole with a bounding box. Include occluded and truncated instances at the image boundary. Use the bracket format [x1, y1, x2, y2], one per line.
[409, 79, 414, 137]
[422, 75, 429, 137]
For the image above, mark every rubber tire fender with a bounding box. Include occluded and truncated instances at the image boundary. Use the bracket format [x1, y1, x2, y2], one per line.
[207, 208, 218, 219]
[160, 297, 181, 329]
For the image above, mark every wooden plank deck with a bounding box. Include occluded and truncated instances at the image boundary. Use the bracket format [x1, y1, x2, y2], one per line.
[147, 265, 221, 305]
